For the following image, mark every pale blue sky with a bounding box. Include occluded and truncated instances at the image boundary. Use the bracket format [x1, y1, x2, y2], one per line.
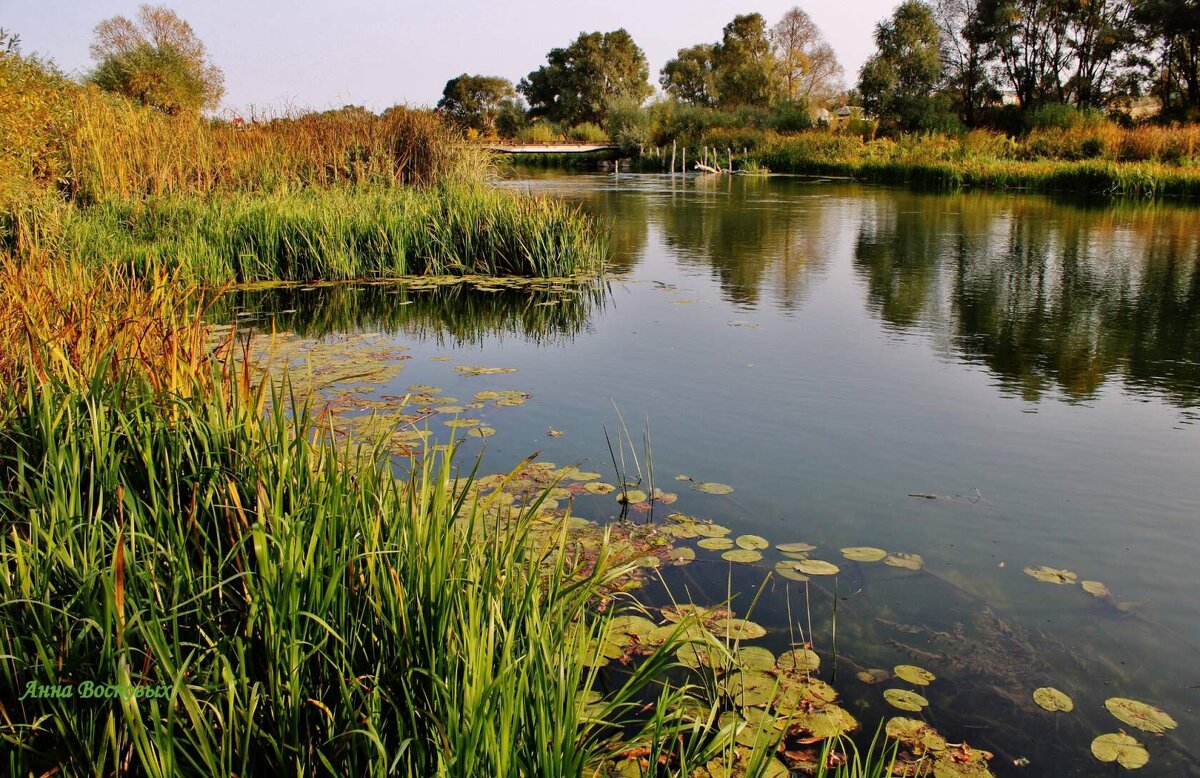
[2, 0, 901, 115]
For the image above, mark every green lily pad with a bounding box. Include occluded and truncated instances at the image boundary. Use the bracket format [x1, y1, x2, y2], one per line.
[669, 547, 696, 566]
[1091, 732, 1149, 769]
[736, 534, 769, 550]
[894, 665, 936, 686]
[777, 648, 820, 673]
[584, 482, 616, 495]
[788, 704, 859, 739]
[1105, 697, 1177, 734]
[444, 418, 481, 429]
[722, 549, 763, 564]
[776, 542, 817, 553]
[454, 366, 518, 376]
[884, 553, 924, 570]
[841, 546, 888, 562]
[797, 559, 840, 576]
[711, 617, 766, 640]
[883, 688, 929, 712]
[1033, 687, 1073, 712]
[694, 523, 732, 538]
[857, 668, 891, 684]
[467, 426, 495, 438]
[695, 482, 734, 495]
[735, 646, 777, 672]
[885, 716, 947, 754]
[1023, 565, 1077, 585]
[606, 615, 657, 644]
[720, 669, 778, 707]
[617, 490, 648, 504]
[698, 537, 735, 550]
[774, 560, 810, 581]
[1082, 580, 1111, 598]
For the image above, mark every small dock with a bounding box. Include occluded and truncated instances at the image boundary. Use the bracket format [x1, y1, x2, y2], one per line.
[482, 142, 619, 154]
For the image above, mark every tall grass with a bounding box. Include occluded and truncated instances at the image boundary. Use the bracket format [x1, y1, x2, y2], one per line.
[48, 186, 605, 281]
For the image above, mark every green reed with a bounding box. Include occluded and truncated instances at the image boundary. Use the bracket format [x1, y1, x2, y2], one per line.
[47, 185, 605, 282]
[0, 363, 706, 777]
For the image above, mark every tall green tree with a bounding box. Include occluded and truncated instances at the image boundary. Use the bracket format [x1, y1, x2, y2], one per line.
[437, 74, 516, 134]
[972, 0, 1071, 109]
[858, 0, 951, 132]
[518, 30, 651, 125]
[1065, 0, 1138, 108]
[933, 0, 996, 124]
[1135, 0, 1200, 118]
[88, 4, 223, 113]
[660, 44, 719, 106]
[713, 13, 781, 107]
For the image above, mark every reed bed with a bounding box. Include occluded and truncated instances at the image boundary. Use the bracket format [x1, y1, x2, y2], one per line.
[48, 186, 605, 281]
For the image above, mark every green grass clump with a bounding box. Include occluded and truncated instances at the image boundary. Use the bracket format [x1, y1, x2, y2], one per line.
[0, 363, 698, 776]
[50, 186, 605, 282]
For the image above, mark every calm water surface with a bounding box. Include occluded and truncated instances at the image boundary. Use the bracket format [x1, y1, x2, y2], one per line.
[225, 174, 1200, 775]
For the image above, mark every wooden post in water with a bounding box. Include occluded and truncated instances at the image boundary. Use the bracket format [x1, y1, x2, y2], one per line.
[681, 146, 686, 175]
[670, 140, 677, 175]
[727, 148, 733, 173]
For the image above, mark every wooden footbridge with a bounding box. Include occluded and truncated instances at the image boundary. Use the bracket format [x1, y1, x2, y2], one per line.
[481, 142, 619, 154]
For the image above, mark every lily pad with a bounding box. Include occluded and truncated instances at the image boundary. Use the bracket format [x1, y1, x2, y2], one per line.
[841, 546, 888, 562]
[1082, 580, 1111, 598]
[669, 547, 696, 566]
[1023, 565, 1077, 585]
[722, 549, 763, 564]
[776, 542, 817, 553]
[1033, 687, 1073, 712]
[885, 717, 947, 754]
[796, 559, 840, 576]
[454, 365, 518, 376]
[698, 537, 735, 550]
[735, 646, 777, 672]
[467, 426, 496, 438]
[720, 669, 778, 707]
[884, 553, 924, 571]
[1104, 697, 1177, 734]
[774, 560, 810, 582]
[444, 418, 481, 429]
[1091, 733, 1149, 769]
[711, 617, 767, 640]
[617, 490, 648, 505]
[584, 482, 616, 495]
[857, 668, 891, 684]
[788, 704, 859, 739]
[736, 534, 769, 550]
[777, 648, 820, 673]
[883, 688, 929, 712]
[695, 482, 734, 495]
[894, 665, 936, 686]
[694, 523, 732, 538]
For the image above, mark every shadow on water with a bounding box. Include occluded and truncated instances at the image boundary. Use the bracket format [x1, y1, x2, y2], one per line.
[209, 278, 608, 347]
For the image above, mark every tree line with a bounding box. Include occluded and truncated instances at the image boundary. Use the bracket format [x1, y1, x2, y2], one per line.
[441, 1, 1200, 139]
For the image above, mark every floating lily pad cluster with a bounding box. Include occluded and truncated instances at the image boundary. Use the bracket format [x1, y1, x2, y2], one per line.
[885, 717, 995, 777]
[1024, 683, 1175, 770]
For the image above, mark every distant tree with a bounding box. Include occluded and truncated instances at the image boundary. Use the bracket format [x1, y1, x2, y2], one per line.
[932, 0, 995, 124]
[771, 7, 843, 106]
[437, 74, 516, 134]
[88, 4, 223, 113]
[660, 44, 719, 106]
[858, 0, 952, 132]
[494, 97, 529, 138]
[1134, 0, 1200, 118]
[713, 13, 782, 107]
[519, 29, 652, 125]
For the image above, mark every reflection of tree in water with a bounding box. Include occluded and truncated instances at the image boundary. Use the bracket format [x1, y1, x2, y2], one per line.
[655, 176, 831, 310]
[209, 280, 606, 347]
[854, 191, 1200, 407]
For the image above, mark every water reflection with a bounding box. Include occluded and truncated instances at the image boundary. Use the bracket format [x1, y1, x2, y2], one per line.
[211, 280, 607, 346]
[853, 192, 1200, 406]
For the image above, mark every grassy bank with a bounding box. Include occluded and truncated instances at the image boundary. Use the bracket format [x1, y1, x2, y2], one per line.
[631, 128, 1200, 198]
[49, 186, 604, 282]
